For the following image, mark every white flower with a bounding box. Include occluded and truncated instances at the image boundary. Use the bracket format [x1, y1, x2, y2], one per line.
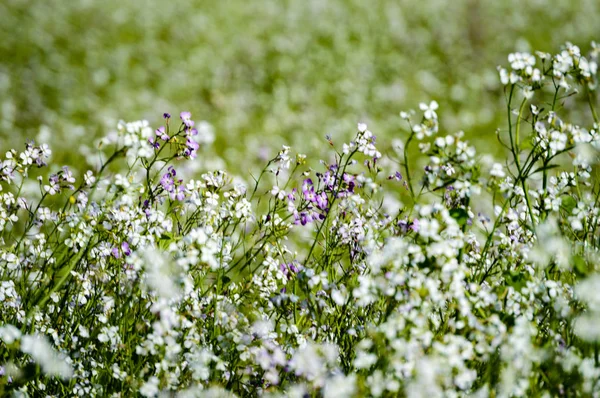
[420, 101, 439, 120]
[271, 186, 286, 200]
[354, 349, 378, 369]
[44, 183, 59, 195]
[84, 170, 96, 186]
[142, 247, 181, 300]
[140, 376, 160, 397]
[40, 144, 52, 158]
[508, 52, 535, 71]
[0, 324, 21, 344]
[20, 334, 73, 379]
[490, 163, 506, 178]
[575, 315, 600, 342]
[234, 198, 252, 219]
[400, 111, 412, 120]
[413, 124, 425, 140]
[498, 67, 510, 85]
[323, 374, 357, 398]
[3, 252, 19, 270]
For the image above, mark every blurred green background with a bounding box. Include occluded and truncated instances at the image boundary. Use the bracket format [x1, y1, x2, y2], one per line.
[1, 0, 599, 172]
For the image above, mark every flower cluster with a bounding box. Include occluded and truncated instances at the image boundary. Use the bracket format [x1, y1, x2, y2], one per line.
[2, 42, 600, 398]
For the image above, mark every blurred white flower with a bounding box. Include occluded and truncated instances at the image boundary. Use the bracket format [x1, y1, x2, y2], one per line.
[21, 334, 73, 380]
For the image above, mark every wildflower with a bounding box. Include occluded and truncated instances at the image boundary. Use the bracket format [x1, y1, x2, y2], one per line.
[122, 241, 131, 256]
[271, 186, 287, 200]
[388, 171, 403, 181]
[303, 184, 316, 202]
[180, 111, 194, 128]
[490, 163, 506, 178]
[0, 324, 21, 344]
[155, 126, 169, 141]
[420, 101, 439, 120]
[84, 170, 96, 186]
[140, 377, 160, 397]
[44, 175, 60, 195]
[20, 335, 73, 379]
[315, 192, 328, 211]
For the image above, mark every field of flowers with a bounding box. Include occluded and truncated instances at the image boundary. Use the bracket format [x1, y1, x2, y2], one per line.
[2, 1, 600, 397]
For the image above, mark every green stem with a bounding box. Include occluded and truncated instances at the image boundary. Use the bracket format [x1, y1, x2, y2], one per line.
[403, 130, 416, 199]
[587, 86, 599, 124]
[304, 150, 357, 264]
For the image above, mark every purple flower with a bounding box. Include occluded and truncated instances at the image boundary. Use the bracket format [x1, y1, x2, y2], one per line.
[161, 167, 186, 201]
[294, 211, 313, 226]
[121, 241, 131, 256]
[287, 188, 296, 202]
[279, 262, 301, 280]
[341, 173, 356, 193]
[398, 219, 409, 233]
[148, 137, 160, 149]
[111, 247, 120, 259]
[180, 111, 194, 128]
[185, 137, 200, 159]
[302, 179, 316, 202]
[160, 171, 175, 193]
[155, 126, 169, 141]
[163, 112, 171, 119]
[388, 171, 403, 181]
[170, 184, 185, 201]
[289, 263, 300, 273]
[398, 218, 419, 234]
[322, 172, 336, 189]
[410, 218, 419, 232]
[303, 186, 316, 202]
[279, 263, 289, 276]
[299, 212, 312, 226]
[315, 192, 328, 211]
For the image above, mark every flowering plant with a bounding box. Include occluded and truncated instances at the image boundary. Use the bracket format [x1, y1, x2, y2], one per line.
[1, 42, 600, 397]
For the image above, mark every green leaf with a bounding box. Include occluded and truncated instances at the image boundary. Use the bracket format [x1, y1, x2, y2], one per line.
[573, 255, 588, 277]
[561, 195, 577, 214]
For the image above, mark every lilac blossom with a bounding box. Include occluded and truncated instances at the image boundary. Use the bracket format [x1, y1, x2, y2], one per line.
[315, 192, 328, 211]
[155, 126, 169, 141]
[121, 241, 131, 256]
[180, 111, 194, 128]
[388, 171, 403, 181]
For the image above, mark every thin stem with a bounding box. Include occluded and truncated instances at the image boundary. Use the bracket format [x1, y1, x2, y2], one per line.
[403, 130, 416, 199]
[587, 86, 599, 124]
